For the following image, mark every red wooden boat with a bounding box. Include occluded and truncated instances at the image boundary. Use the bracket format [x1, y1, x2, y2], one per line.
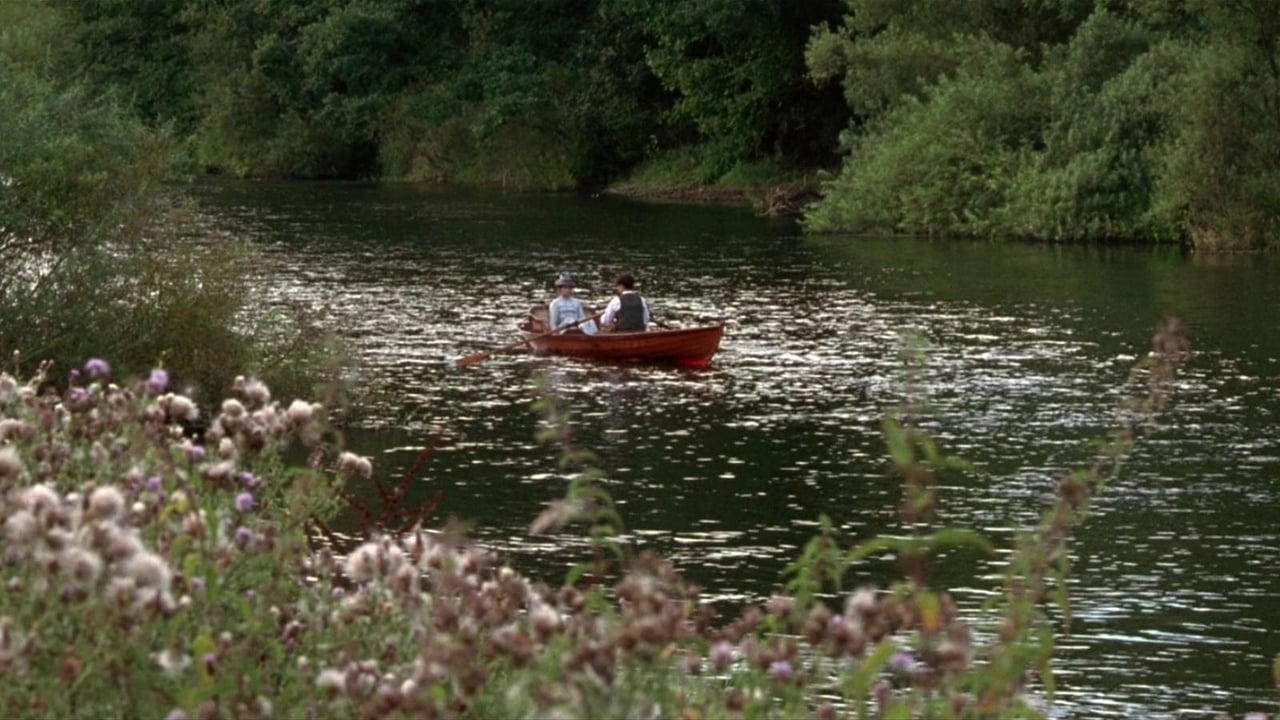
[521, 323, 724, 368]
[518, 306, 723, 368]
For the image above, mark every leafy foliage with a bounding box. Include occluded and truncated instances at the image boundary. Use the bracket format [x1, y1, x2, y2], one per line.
[0, 2, 342, 400]
[637, 0, 847, 180]
[805, 43, 1042, 236]
[13, 0, 1280, 246]
[805, 0, 1280, 248]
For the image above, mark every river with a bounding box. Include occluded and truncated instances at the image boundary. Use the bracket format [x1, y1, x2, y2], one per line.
[191, 178, 1280, 718]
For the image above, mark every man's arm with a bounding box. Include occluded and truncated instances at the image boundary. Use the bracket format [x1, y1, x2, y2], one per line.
[600, 296, 621, 326]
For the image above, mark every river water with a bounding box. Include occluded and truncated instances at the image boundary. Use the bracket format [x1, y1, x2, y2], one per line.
[191, 179, 1279, 718]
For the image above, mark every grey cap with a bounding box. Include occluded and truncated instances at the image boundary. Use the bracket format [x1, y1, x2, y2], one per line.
[554, 272, 574, 287]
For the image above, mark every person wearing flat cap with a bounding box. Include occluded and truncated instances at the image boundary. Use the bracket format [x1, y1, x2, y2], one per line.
[600, 273, 650, 332]
[548, 272, 598, 334]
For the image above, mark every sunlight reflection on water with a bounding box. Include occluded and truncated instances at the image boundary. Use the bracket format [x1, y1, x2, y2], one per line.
[193, 180, 1280, 718]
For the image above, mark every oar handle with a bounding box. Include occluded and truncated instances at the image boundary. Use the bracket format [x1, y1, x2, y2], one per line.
[456, 310, 603, 367]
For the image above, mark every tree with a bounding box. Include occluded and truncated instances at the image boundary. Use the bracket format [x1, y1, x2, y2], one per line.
[634, 0, 847, 179]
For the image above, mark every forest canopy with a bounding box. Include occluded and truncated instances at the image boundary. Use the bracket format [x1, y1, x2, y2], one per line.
[9, 0, 1280, 249]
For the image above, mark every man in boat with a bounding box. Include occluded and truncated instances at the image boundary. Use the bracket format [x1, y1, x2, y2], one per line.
[547, 272, 598, 334]
[600, 273, 651, 332]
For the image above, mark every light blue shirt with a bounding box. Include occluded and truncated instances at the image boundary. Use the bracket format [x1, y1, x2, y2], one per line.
[548, 296, 598, 334]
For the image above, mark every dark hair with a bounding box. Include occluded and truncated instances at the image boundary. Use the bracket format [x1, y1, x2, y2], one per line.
[615, 273, 636, 290]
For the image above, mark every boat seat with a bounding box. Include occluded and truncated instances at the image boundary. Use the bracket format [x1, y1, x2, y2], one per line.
[527, 304, 549, 333]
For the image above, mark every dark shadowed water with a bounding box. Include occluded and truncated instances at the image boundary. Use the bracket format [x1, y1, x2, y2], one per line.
[191, 179, 1280, 718]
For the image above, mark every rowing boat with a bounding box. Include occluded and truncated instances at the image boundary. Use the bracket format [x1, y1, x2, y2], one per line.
[519, 306, 723, 368]
[521, 323, 724, 368]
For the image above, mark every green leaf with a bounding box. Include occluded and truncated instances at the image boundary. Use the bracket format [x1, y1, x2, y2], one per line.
[845, 639, 896, 719]
[565, 561, 590, 587]
[847, 536, 904, 564]
[885, 700, 913, 720]
[928, 528, 995, 554]
[193, 629, 217, 687]
[882, 414, 914, 466]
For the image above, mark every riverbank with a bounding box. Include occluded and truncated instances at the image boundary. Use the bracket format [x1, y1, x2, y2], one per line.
[595, 149, 824, 216]
[602, 180, 819, 217]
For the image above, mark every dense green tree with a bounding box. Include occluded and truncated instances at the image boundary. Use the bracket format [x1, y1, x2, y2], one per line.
[47, 0, 199, 132]
[14, 0, 1280, 247]
[40, 0, 844, 187]
[806, 0, 1280, 248]
[807, 0, 1088, 121]
[1149, 1, 1280, 249]
[804, 42, 1044, 236]
[0, 2, 330, 397]
[632, 0, 848, 179]
[999, 10, 1174, 241]
[187, 0, 453, 177]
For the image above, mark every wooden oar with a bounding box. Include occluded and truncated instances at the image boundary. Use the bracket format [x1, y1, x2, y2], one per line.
[455, 311, 604, 367]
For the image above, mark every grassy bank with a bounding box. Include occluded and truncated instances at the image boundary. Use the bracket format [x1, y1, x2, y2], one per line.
[602, 148, 824, 217]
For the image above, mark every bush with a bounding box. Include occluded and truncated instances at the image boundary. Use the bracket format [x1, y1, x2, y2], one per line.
[1152, 40, 1280, 250]
[1, 2, 343, 403]
[804, 43, 1043, 235]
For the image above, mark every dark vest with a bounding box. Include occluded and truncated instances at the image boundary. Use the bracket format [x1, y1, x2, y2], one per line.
[616, 292, 646, 331]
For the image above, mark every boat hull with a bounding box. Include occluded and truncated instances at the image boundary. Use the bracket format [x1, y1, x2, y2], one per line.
[521, 323, 724, 368]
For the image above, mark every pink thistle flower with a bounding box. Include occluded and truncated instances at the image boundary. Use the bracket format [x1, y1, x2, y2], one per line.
[0, 448, 24, 479]
[243, 379, 271, 406]
[19, 484, 58, 515]
[337, 452, 373, 478]
[234, 492, 254, 513]
[220, 398, 245, 418]
[287, 399, 314, 424]
[316, 668, 346, 691]
[88, 486, 126, 521]
[4, 510, 39, 545]
[121, 551, 173, 592]
[344, 542, 381, 583]
[146, 368, 169, 394]
[768, 659, 793, 680]
[60, 547, 104, 587]
[890, 651, 917, 673]
[0, 418, 33, 442]
[710, 641, 733, 671]
[168, 394, 198, 421]
[873, 679, 893, 707]
[153, 649, 191, 677]
[84, 358, 110, 378]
